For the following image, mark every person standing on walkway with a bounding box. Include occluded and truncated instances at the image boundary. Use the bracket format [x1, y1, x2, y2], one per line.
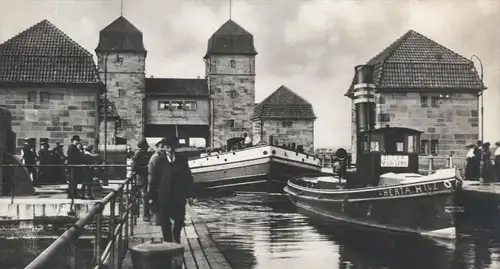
[131, 138, 152, 221]
[67, 135, 83, 198]
[81, 144, 97, 199]
[147, 136, 194, 243]
[465, 143, 476, 180]
[494, 141, 500, 182]
[481, 142, 495, 183]
[38, 142, 52, 185]
[21, 138, 38, 185]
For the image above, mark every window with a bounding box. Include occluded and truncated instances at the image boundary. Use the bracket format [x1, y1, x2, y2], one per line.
[40, 91, 50, 103]
[158, 101, 171, 110]
[282, 121, 293, 128]
[420, 95, 428, 107]
[407, 135, 416, 153]
[230, 60, 236, 68]
[420, 139, 428, 155]
[225, 120, 235, 128]
[28, 91, 37, 102]
[396, 142, 404, 152]
[183, 101, 197, 111]
[378, 113, 390, 122]
[171, 101, 183, 110]
[230, 90, 237, 98]
[430, 139, 439, 156]
[431, 96, 439, 107]
[118, 89, 126, 98]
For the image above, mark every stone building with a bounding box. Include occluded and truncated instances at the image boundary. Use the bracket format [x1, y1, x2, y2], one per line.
[251, 86, 316, 153]
[0, 20, 103, 153]
[346, 30, 484, 163]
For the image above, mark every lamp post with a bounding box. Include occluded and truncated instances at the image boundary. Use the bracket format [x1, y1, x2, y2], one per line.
[103, 50, 123, 164]
[471, 55, 484, 142]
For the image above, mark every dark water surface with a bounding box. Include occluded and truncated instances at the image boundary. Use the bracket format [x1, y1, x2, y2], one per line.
[192, 194, 500, 269]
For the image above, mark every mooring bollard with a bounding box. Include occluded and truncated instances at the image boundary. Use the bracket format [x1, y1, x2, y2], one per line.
[130, 241, 184, 269]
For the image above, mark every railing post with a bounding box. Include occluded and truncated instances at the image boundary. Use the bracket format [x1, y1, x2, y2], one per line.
[427, 156, 433, 175]
[109, 196, 116, 269]
[94, 212, 102, 267]
[125, 177, 130, 245]
[117, 188, 124, 269]
[448, 156, 453, 168]
[130, 174, 136, 235]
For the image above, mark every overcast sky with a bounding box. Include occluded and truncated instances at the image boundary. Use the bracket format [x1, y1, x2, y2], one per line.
[1, 0, 499, 148]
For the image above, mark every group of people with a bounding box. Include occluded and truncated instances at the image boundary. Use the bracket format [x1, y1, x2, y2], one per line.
[21, 138, 68, 185]
[130, 136, 195, 244]
[465, 140, 500, 182]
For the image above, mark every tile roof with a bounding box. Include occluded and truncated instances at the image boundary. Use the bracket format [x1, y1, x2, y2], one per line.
[346, 30, 484, 96]
[0, 19, 102, 85]
[252, 85, 316, 120]
[204, 19, 257, 59]
[145, 78, 208, 97]
[95, 16, 146, 54]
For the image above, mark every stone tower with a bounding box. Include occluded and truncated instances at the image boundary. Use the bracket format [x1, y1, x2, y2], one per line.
[204, 19, 257, 148]
[95, 16, 146, 147]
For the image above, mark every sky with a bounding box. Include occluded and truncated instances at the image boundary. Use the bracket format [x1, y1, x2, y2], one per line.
[0, 0, 499, 148]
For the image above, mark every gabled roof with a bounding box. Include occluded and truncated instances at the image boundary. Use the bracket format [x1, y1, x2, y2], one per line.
[345, 30, 484, 96]
[252, 86, 316, 120]
[95, 16, 146, 54]
[145, 78, 208, 97]
[204, 19, 257, 58]
[0, 19, 102, 85]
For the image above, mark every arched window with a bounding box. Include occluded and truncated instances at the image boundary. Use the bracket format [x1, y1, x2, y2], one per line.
[230, 60, 236, 68]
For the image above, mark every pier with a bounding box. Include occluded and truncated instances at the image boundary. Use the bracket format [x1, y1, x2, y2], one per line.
[15, 171, 232, 269]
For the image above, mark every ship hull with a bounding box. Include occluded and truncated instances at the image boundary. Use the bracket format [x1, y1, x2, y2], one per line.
[189, 145, 323, 194]
[284, 169, 462, 239]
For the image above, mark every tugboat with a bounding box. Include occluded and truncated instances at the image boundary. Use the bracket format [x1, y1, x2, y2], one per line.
[284, 65, 463, 241]
[188, 137, 323, 193]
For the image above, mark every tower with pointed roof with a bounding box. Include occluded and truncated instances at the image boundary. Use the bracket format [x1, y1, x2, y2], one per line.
[95, 16, 147, 147]
[346, 30, 484, 163]
[204, 19, 257, 148]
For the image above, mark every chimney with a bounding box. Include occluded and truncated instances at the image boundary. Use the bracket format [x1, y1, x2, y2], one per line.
[353, 65, 376, 135]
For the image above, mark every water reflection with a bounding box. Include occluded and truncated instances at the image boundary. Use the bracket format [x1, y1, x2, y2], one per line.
[193, 194, 500, 269]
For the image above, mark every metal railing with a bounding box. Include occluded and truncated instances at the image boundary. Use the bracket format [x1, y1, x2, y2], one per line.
[9, 166, 141, 269]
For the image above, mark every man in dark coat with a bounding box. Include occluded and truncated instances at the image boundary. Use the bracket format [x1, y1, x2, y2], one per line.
[471, 140, 483, 181]
[21, 138, 38, 185]
[51, 142, 67, 184]
[147, 136, 194, 243]
[67, 135, 83, 198]
[38, 142, 52, 185]
[81, 144, 97, 199]
[131, 138, 152, 221]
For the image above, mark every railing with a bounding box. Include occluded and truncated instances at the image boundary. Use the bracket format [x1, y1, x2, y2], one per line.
[0, 163, 140, 269]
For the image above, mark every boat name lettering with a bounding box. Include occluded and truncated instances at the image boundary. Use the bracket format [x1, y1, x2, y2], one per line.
[379, 182, 439, 197]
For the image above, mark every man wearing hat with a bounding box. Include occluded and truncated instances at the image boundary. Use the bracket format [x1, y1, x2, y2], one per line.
[147, 135, 194, 243]
[21, 138, 38, 184]
[131, 138, 152, 221]
[51, 142, 67, 184]
[38, 142, 52, 185]
[67, 135, 83, 198]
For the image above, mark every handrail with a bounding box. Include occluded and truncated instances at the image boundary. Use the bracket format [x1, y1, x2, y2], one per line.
[24, 171, 138, 269]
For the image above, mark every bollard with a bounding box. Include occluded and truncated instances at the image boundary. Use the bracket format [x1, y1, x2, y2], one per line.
[130, 241, 184, 269]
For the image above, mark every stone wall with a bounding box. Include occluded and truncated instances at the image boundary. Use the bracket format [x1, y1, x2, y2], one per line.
[96, 52, 146, 147]
[0, 87, 99, 154]
[259, 119, 314, 153]
[206, 55, 255, 148]
[145, 96, 209, 125]
[349, 91, 479, 164]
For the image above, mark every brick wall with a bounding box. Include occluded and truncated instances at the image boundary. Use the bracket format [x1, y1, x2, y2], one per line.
[0, 87, 99, 154]
[96, 52, 146, 147]
[206, 55, 255, 148]
[259, 119, 314, 153]
[145, 96, 209, 125]
[349, 91, 478, 165]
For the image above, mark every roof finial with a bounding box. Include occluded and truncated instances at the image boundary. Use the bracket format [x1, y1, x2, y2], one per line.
[120, 0, 124, 16]
[229, 0, 232, 20]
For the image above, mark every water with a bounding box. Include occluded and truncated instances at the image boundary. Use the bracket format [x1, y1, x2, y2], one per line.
[193, 193, 500, 269]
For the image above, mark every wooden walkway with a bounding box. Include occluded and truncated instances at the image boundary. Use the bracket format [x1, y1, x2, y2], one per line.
[122, 204, 232, 269]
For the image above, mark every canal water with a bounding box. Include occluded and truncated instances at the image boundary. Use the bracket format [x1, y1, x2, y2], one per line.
[193, 193, 500, 269]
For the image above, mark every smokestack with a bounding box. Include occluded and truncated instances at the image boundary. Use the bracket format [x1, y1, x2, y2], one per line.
[353, 65, 376, 134]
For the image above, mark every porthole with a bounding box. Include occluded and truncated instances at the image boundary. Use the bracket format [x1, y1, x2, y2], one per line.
[263, 151, 268, 155]
[271, 150, 276, 155]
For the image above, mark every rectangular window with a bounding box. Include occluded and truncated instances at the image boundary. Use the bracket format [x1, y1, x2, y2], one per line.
[282, 121, 293, 128]
[183, 101, 197, 111]
[407, 135, 415, 153]
[230, 90, 237, 98]
[430, 139, 439, 156]
[170, 101, 183, 110]
[118, 89, 126, 98]
[28, 91, 37, 102]
[420, 139, 428, 155]
[225, 120, 235, 128]
[431, 96, 439, 107]
[420, 95, 428, 107]
[158, 101, 171, 110]
[40, 91, 50, 103]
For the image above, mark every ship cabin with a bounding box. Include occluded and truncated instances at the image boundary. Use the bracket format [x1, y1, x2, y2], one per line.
[351, 126, 422, 188]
